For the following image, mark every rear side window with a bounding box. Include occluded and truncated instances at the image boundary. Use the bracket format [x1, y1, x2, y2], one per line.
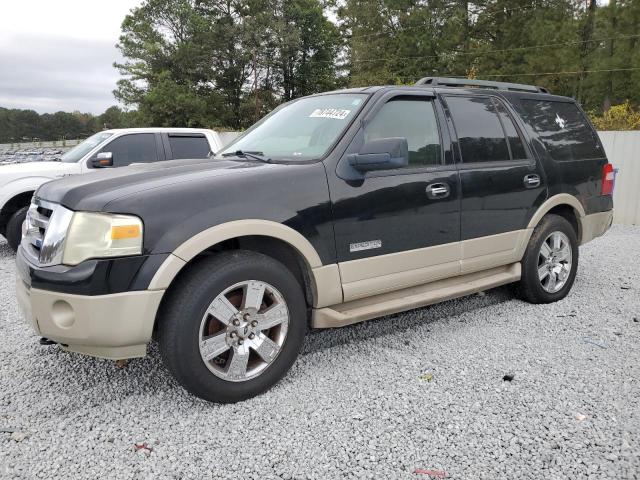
[100, 133, 158, 167]
[364, 98, 442, 167]
[494, 100, 528, 160]
[518, 100, 602, 161]
[445, 96, 511, 163]
[169, 134, 210, 159]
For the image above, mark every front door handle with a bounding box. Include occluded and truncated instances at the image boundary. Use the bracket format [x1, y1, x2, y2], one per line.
[426, 183, 450, 199]
[524, 174, 541, 188]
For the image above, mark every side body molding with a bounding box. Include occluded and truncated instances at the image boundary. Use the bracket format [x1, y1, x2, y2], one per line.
[148, 220, 343, 308]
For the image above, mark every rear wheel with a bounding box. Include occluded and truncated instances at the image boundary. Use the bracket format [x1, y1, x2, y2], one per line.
[158, 250, 307, 403]
[6, 206, 28, 251]
[518, 214, 579, 304]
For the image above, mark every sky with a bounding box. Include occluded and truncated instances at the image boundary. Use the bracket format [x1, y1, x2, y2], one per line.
[0, 0, 143, 114]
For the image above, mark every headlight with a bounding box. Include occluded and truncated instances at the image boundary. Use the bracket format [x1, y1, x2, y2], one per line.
[62, 212, 143, 265]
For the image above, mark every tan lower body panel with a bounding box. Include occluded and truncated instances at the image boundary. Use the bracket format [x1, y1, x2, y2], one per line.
[312, 262, 521, 328]
[580, 210, 613, 245]
[461, 229, 531, 273]
[16, 278, 164, 360]
[311, 264, 343, 307]
[338, 230, 531, 302]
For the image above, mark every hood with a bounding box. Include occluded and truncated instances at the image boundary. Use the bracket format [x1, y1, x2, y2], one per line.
[35, 157, 270, 211]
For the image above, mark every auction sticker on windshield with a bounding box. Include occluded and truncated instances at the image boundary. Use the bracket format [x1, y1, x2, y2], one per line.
[309, 108, 351, 120]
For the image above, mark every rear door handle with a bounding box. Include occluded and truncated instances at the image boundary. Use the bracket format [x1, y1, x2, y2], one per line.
[524, 174, 541, 188]
[426, 183, 450, 199]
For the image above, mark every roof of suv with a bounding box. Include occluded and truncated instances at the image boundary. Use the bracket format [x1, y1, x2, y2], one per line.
[318, 79, 575, 102]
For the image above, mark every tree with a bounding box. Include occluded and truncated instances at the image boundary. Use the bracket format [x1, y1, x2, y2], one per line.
[0, 106, 146, 143]
[268, 0, 342, 102]
[590, 101, 640, 130]
[113, 0, 343, 129]
[98, 106, 143, 129]
[114, 0, 217, 127]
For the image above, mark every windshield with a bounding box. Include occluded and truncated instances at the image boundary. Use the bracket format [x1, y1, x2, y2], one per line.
[220, 94, 367, 161]
[60, 132, 113, 163]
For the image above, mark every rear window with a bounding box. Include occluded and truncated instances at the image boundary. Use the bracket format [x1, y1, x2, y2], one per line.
[519, 100, 603, 161]
[169, 134, 210, 159]
[445, 96, 511, 163]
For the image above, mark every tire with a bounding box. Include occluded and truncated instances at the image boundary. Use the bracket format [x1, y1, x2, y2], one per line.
[157, 250, 307, 403]
[517, 214, 579, 304]
[6, 206, 28, 252]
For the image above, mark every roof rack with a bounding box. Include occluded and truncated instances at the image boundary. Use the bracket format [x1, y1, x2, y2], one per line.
[415, 77, 549, 94]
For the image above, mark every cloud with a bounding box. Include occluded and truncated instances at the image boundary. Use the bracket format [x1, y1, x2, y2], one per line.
[0, 34, 124, 114]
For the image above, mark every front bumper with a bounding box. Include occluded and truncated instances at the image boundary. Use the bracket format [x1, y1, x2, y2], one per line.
[16, 243, 169, 296]
[15, 248, 165, 360]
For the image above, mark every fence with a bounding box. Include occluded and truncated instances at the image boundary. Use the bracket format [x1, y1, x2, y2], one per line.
[598, 131, 640, 226]
[0, 139, 82, 151]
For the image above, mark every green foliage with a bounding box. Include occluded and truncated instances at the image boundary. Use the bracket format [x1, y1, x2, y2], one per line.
[114, 0, 342, 129]
[339, 0, 639, 115]
[590, 101, 640, 131]
[111, 0, 639, 128]
[0, 107, 145, 143]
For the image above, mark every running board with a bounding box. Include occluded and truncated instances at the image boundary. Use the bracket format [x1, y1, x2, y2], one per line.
[312, 263, 521, 328]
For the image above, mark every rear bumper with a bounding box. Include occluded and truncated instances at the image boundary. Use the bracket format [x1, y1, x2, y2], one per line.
[16, 277, 164, 360]
[580, 209, 613, 245]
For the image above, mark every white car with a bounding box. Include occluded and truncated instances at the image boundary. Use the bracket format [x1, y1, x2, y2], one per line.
[0, 128, 238, 251]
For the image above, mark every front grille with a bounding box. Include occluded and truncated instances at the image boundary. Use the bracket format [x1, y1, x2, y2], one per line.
[23, 200, 55, 261]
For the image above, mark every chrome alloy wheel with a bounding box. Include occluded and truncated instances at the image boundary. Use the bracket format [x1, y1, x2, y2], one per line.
[198, 280, 290, 382]
[537, 231, 573, 293]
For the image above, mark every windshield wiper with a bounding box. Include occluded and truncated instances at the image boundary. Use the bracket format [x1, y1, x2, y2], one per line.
[221, 150, 272, 163]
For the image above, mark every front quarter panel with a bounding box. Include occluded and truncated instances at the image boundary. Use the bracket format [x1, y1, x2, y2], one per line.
[102, 162, 336, 264]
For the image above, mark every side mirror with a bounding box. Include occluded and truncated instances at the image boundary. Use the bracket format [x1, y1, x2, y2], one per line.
[347, 137, 408, 172]
[92, 152, 113, 168]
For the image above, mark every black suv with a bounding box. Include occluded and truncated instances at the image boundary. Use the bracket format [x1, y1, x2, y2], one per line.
[16, 77, 614, 403]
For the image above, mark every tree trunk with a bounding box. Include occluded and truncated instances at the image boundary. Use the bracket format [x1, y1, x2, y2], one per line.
[604, 0, 618, 112]
[577, 0, 597, 104]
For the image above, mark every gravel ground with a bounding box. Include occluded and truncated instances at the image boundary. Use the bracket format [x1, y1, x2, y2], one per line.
[1, 226, 639, 479]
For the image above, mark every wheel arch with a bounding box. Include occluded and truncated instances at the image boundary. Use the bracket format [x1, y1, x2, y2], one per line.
[149, 220, 341, 313]
[527, 194, 586, 243]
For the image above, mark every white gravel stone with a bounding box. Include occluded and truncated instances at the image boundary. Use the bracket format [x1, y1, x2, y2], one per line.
[0, 226, 639, 479]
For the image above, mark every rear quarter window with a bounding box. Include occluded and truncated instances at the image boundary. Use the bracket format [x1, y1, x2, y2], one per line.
[519, 100, 603, 161]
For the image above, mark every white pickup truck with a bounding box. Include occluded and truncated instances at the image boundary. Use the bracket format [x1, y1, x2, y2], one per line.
[0, 127, 237, 250]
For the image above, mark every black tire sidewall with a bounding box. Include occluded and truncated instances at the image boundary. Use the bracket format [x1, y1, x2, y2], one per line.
[159, 251, 307, 403]
[6, 206, 28, 251]
[521, 215, 579, 303]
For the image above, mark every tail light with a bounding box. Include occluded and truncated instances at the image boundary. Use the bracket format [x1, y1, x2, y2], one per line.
[601, 163, 616, 196]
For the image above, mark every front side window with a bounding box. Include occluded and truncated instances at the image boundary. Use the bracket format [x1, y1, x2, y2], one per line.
[60, 132, 113, 163]
[219, 94, 367, 161]
[518, 100, 602, 161]
[446, 96, 511, 163]
[364, 98, 442, 167]
[99, 133, 158, 167]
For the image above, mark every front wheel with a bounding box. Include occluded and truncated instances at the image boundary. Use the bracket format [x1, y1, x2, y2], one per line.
[6, 206, 28, 251]
[157, 251, 307, 403]
[517, 214, 579, 304]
